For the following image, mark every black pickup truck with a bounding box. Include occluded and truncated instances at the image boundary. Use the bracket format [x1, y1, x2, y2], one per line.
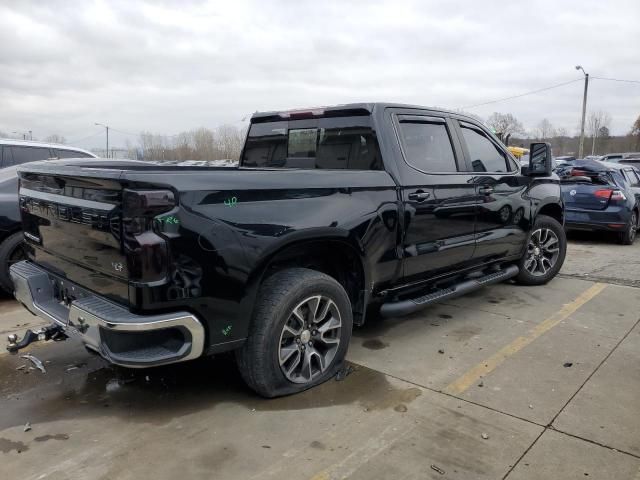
[8, 103, 566, 397]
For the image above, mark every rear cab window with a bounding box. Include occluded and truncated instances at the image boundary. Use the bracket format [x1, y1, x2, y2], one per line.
[241, 115, 383, 170]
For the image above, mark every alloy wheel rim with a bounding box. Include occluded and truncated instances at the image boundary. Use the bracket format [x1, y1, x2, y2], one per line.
[278, 295, 342, 384]
[524, 228, 560, 276]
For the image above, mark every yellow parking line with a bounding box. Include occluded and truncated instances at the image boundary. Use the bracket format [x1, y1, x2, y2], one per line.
[444, 282, 607, 396]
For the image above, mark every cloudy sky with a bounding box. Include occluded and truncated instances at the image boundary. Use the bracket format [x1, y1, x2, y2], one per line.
[1, 0, 639, 149]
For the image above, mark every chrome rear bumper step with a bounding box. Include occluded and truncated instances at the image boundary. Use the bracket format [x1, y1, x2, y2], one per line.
[10, 261, 205, 368]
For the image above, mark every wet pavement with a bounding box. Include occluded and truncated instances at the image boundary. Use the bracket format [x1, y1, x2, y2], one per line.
[1, 238, 639, 479]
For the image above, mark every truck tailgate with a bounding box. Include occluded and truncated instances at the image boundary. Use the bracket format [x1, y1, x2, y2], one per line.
[19, 171, 128, 304]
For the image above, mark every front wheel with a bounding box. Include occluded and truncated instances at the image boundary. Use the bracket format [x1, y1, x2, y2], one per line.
[515, 215, 567, 286]
[236, 268, 353, 398]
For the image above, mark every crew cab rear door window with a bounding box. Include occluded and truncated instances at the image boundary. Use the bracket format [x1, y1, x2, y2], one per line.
[241, 116, 383, 170]
[459, 124, 510, 173]
[396, 117, 458, 172]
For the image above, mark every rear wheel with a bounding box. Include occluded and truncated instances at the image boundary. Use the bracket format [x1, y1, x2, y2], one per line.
[515, 215, 566, 286]
[618, 211, 637, 245]
[0, 232, 26, 294]
[236, 268, 352, 398]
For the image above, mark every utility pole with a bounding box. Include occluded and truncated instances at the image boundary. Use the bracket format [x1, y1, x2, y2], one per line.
[576, 65, 589, 159]
[95, 123, 109, 158]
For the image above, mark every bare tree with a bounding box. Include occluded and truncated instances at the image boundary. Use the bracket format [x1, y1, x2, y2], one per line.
[587, 110, 611, 155]
[631, 115, 640, 150]
[535, 119, 555, 140]
[486, 113, 525, 143]
[45, 134, 66, 144]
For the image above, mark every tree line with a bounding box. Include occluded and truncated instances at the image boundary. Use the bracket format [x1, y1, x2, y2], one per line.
[3, 113, 639, 159]
[486, 112, 640, 156]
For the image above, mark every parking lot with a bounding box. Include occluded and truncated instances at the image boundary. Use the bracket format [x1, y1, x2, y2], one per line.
[1, 235, 639, 480]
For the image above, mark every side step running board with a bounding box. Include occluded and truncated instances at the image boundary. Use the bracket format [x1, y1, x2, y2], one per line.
[380, 264, 519, 318]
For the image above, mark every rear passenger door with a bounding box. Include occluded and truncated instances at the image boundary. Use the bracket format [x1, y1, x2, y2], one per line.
[394, 114, 477, 282]
[454, 120, 528, 262]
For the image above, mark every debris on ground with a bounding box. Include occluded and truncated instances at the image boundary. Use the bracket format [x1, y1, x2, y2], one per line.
[335, 364, 355, 381]
[66, 366, 79, 372]
[529, 404, 534, 409]
[430, 464, 445, 475]
[24, 422, 31, 432]
[21, 354, 46, 373]
[437, 349, 445, 354]
[478, 380, 484, 387]
[563, 362, 573, 368]
[481, 433, 489, 439]
[15, 365, 26, 370]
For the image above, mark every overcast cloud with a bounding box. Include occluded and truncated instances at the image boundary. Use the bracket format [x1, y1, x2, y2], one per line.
[1, 0, 639, 148]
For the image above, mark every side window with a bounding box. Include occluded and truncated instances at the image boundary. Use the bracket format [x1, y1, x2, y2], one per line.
[461, 126, 510, 173]
[55, 149, 93, 159]
[7, 146, 51, 166]
[622, 169, 639, 187]
[397, 121, 457, 172]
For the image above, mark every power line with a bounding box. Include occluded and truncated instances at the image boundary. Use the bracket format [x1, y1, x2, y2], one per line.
[592, 76, 640, 84]
[66, 129, 104, 144]
[461, 78, 583, 109]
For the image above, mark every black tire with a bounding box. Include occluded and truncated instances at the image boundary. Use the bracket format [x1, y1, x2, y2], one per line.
[0, 232, 26, 294]
[515, 215, 567, 286]
[618, 211, 637, 245]
[236, 268, 353, 398]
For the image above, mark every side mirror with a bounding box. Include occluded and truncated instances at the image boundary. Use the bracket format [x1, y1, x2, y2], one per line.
[528, 142, 553, 176]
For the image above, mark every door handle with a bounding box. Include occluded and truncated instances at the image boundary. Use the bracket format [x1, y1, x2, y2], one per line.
[408, 190, 431, 202]
[479, 186, 494, 195]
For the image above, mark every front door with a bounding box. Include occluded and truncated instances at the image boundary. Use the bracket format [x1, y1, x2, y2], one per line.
[395, 115, 477, 282]
[455, 120, 528, 261]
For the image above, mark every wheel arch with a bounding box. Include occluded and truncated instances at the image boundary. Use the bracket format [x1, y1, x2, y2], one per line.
[246, 235, 370, 327]
[537, 202, 564, 226]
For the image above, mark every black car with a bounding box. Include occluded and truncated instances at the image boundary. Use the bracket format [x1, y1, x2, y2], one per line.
[9, 103, 566, 397]
[557, 160, 640, 244]
[0, 140, 96, 292]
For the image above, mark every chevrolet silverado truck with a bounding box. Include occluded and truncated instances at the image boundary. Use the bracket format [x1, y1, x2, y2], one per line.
[7, 103, 566, 397]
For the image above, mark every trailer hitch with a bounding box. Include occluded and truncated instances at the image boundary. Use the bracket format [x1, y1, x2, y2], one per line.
[6, 324, 68, 353]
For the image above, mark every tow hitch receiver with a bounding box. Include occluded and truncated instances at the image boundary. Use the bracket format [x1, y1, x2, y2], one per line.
[6, 324, 68, 353]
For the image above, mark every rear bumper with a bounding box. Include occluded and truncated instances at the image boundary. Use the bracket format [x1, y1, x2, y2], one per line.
[565, 208, 630, 232]
[10, 261, 205, 368]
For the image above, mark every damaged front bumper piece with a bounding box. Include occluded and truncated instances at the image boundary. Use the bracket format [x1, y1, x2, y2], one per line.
[8, 261, 205, 368]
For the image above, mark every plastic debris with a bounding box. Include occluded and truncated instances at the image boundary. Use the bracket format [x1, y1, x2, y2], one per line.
[481, 433, 489, 439]
[563, 362, 573, 368]
[24, 422, 31, 432]
[529, 404, 534, 409]
[21, 354, 46, 373]
[430, 464, 445, 475]
[335, 364, 355, 381]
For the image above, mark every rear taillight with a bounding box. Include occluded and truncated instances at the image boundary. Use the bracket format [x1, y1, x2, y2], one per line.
[611, 190, 627, 201]
[571, 169, 588, 176]
[593, 189, 626, 202]
[594, 189, 613, 199]
[123, 189, 176, 283]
